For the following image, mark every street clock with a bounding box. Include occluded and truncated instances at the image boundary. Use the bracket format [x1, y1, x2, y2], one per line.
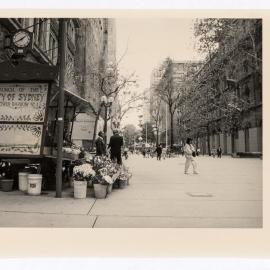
[12, 29, 33, 54]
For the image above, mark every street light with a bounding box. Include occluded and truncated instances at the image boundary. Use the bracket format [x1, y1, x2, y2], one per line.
[101, 95, 114, 146]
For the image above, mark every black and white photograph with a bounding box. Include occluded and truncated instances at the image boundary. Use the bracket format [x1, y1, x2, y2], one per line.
[0, 16, 262, 228]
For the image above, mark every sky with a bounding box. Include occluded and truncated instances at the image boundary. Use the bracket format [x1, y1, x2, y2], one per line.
[116, 18, 204, 128]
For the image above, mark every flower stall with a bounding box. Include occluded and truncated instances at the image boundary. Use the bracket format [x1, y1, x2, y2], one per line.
[71, 156, 131, 199]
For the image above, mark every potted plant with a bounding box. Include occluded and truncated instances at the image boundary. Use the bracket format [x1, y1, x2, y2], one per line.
[0, 161, 14, 192]
[92, 168, 113, 199]
[72, 163, 95, 199]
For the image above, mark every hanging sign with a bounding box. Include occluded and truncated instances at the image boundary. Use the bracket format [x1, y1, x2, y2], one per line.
[0, 83, 48, 122]
[0, 83, 49, 156]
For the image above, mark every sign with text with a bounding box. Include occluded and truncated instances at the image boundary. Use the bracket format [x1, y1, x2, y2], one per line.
[72, 120, 95, 140]
[0, 123, 43, 155]
[0, 83, 48, 122]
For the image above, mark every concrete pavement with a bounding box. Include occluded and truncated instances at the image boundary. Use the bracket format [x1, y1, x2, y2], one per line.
[0, 154, 262, 227]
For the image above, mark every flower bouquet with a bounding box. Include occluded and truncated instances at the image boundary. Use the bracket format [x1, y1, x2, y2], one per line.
[72, 163, 95, 199]
[73, 163, 96, 182]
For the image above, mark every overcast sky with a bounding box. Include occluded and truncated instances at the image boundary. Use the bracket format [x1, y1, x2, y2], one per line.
[116, 18, 204, 128]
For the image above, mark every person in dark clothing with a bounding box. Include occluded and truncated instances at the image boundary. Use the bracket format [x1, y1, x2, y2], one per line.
[108, 129, 123, 164]
[95, 131, 106, 156]
[155, 144, 162, 161]
[78, 147, 85, 159]
[217, 146, 222, 158]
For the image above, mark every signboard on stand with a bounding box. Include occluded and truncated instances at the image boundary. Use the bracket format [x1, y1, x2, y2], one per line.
[0, 83, 49, 157]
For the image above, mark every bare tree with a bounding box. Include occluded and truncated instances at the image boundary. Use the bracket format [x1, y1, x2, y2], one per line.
[154, 58, 183, 146]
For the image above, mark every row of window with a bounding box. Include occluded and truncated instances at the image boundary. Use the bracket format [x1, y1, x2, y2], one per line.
[16, 18, 76, 66]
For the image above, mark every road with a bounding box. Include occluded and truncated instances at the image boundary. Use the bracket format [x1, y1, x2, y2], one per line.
[0, 154, 262, 227]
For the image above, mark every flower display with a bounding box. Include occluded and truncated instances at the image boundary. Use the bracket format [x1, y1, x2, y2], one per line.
[117, 165, 132, 182]
[73, 163, 96, 181]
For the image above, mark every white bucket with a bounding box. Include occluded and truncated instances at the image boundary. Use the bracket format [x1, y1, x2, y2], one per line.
[18, 172, 29, 192]
[27, 174, 42, 195]
[74, 181, 87, 199]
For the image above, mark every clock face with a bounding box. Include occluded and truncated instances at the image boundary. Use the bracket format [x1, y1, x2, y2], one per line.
[13, 30, 31, 48]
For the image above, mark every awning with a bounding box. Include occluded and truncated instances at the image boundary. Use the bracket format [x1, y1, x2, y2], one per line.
[49, 87, 97, 115]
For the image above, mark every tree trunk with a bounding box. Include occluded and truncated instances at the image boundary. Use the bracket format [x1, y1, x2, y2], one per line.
[207, 125, 211, 156]
[170, 111, 174, 146]
[91, 106, 102, 151]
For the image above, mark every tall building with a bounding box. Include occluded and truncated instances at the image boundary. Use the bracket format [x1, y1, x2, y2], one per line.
[150, 59, 201, 146]
[0, 18, 116, 149]
[181, 19, 262, 155]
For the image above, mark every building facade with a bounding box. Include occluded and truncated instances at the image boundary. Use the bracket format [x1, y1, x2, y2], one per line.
[0, 18, 116, 149]
[181, 19, 262, 155]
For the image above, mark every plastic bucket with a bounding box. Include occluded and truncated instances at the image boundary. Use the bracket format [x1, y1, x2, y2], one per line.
[1, 179, 14, 192]
[74, 181, 87, 199]
[27, 174, 42, 195]
[94, 184, 107, 199]
[19, 172, 29, 192]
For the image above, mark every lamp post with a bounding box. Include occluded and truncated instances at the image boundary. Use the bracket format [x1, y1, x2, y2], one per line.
[101, 95, 114, 146]
[176, 109, 182, 145]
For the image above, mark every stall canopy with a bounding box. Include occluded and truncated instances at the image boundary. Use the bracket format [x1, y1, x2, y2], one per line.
[50, 87, 97, 115]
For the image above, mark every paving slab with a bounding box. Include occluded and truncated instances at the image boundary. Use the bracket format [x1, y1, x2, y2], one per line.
[90, 199, 262, 218]
[0, 191, 96, 215]
[0, 212, 97, 227]
[94, 216, 262, 228]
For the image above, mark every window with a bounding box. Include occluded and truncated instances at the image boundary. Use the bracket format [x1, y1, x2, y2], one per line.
[68, 20, 75, 44]
[49, 32, 58, 65]
[243, 59, 249, 73]
[34, 18, 41, 45]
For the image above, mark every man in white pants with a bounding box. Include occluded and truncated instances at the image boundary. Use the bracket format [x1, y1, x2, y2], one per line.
[183, 138, 198, 174]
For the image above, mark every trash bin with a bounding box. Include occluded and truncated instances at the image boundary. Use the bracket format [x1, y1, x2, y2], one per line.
[27, 174, 42, 195]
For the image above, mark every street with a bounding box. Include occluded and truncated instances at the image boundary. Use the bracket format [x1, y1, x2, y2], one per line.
[0, 155, 262, 228]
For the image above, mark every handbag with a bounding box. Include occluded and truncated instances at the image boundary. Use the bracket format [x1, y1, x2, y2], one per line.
[192, 151, 196, 157]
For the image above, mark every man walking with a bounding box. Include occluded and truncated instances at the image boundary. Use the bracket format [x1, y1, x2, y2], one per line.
[217, 146, 222, 158]
[183, 138, 198, 174]
[155, 144, 162, 161]
[108, 129, 123, 164]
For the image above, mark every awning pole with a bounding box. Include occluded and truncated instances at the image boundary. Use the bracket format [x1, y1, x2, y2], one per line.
[55, 19, 67, 198]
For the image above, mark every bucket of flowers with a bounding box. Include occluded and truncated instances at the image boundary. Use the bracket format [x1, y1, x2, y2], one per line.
[72, 163, 95, 199]
[0, 161, 14, 192]
[115, 165, 132, 189]
[92, 168, 113, 199]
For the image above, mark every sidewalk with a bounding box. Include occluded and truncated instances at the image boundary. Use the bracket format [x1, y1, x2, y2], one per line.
[0, 155, 262, 228]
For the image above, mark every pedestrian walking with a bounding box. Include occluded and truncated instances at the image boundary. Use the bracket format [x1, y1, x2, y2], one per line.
[155, 144, 162, 161]
[162, 147, 166, 159]
[108, 129, 123, 165]
[95, 131, 106, 156]
[212, 148, 217, 158]
[217, 146, 222, 158]
[183, 138, 198, 174]
[123, 147, 129, 160]
[142, 148, 146, 158]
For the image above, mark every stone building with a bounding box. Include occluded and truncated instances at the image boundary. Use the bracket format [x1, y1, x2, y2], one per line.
[181, 19, 262, 156]
[0, 18, 116, 149]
